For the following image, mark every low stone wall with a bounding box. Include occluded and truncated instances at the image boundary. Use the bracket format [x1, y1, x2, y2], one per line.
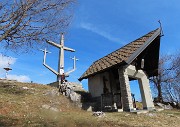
[47, 81, 108, 111]
[47, 81, 86, 108]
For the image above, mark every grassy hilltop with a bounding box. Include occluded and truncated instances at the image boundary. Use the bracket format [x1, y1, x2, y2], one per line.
[0, 80, 179, 127]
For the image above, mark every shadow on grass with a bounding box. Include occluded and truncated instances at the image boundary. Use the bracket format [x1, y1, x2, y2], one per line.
[0, 83, 27, 95]
[0, 115, 20, 127]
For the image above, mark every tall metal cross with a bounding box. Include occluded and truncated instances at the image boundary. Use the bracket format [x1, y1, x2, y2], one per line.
[41, 33, 77, 82]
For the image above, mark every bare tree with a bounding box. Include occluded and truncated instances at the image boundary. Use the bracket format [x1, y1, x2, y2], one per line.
[150, 53, 180, 107]
[0, 0, 76, 51]
[162, 53, 180, 107]
[150, 55, 172, 103]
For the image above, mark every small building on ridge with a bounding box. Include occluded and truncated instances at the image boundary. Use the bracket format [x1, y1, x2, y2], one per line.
[79, 28, 162, 112]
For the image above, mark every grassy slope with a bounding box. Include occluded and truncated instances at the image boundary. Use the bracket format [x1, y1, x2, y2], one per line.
[0, 81, 179, 127]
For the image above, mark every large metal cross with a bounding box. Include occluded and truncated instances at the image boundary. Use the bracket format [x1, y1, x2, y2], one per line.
[41, 33, 77, 82]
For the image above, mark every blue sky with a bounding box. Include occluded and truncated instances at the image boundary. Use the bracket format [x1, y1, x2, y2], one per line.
[0, 0, 180, 100]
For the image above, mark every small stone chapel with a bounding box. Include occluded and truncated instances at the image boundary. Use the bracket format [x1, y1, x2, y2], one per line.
[79, 28, 162, 112]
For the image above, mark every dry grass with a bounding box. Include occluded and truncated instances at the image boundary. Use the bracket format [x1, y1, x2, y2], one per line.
[0, 81, 179, 127]
[102, 110, 180, 127]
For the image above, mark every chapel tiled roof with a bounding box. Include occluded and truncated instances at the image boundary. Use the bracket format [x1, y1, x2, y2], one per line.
[79, 28, 161, 81]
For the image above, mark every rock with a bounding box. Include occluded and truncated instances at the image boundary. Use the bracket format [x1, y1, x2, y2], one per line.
[147, 113, 156, 117]
[42, 104, 60, 112]
[66, 88, 71, 97]
[125, 114, 130, 116]
[48, 81, 86, 109]
[164, 104, 173, 109]
[93, 111, 105, 117]
[43, 89, 59, 97]
[87, 106, 93, 112]
[21, 87, 35, 91]
[22, 87, 29, 90]
[48, 81, 84, 92]
[49, 107, 59, 112]
[166, 114, 178, 118]
[42, 104, 50, 109]
[65, 82, 84, 91]
[155, 108, 164, 112]
[156, 103, 173, 109]
[131, 110, 149, 114]
[69, 91, 81, 102]
[59, 82, 83, 104]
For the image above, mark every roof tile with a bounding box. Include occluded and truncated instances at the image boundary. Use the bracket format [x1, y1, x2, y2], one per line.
[79, 28, 160, 81]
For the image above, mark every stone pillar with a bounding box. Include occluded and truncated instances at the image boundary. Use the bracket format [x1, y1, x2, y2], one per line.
[138, 75, 155, 110]
[118, 67, 134, 111]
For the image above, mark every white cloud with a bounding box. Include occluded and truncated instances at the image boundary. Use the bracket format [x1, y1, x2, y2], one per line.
[80, 22, 124, 44]
[0, 53, 16, 78]
[0, 54, 16, 68]
[0, 53, 30, 82]
[7, 74, 31, 82]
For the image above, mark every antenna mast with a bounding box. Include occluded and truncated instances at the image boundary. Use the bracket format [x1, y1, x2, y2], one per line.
[3, 62, 12, 79]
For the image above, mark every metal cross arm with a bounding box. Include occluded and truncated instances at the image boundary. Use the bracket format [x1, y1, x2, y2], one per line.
[39, 48, 51, 53]
[39, 48, 51, 64]
[40, 48, 59, 76]
[46, 40, 62, 48]
[46, 40, 75, 52]
[65, 56, 79, 76]
[64, 47, 75, 52]
[71, 56, 79, 70]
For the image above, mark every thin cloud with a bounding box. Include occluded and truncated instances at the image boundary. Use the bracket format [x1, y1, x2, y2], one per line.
[0, 53, 16, 78]
[0, 54, 30, 82]
[80, 22, 124, 44]
[7, 74, 31, 82]
[0, 54, 16, 68]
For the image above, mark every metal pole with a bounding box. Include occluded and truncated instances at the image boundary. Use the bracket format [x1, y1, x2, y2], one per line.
[57, 33, 65, 81]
